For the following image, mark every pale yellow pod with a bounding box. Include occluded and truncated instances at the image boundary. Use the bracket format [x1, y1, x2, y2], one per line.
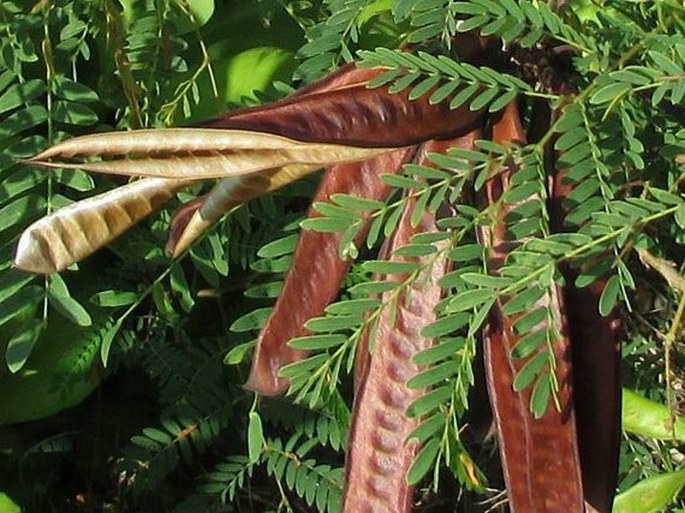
[14, 177, 193, 274]
[16, 128, 395, 273]
[27, 128, 391, 179]
[170, 164, 319, 256]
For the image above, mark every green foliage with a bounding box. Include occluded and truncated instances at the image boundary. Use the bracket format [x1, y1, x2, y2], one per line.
[359, 48, 532, 113]
[2, 0, 685, 512]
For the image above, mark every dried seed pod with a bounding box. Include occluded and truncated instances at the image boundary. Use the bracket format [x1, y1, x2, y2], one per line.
[344, 131, 480, 513]
[201, 70, 483, 147]
[286, 63, 384, 98]
[14, 65, 398, 274]
[245, 147, 417, 396]
[479, 102, 584, 512]
[551, 134, 621, 513]
[26, 128, 390, 180]
[165, 64, 393, 255]
[343, 193, 445, 513]
[14, 177, 192, 274]
[166, 164, 318, 256]
[16, 55, 485, 275]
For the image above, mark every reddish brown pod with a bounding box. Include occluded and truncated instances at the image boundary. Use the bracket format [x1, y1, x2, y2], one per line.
[200, 68, 483, 148]
[343, 197, 443, 513]
[478, 102, 585, 513]
[343, 131, 480, 513]
[245, 147, 416, 396]
[551, 128, 621, 513]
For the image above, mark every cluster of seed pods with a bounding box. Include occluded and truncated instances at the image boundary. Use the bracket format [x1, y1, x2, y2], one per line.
[14, 35, 621, 513]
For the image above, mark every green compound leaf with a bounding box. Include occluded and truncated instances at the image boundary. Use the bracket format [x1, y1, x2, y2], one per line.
[598, 274, 621, 316]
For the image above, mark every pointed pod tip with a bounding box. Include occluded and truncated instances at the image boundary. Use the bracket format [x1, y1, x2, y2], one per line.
[166, 211, 214, 258]
[13, 229, 60, 275]
[243, 373, 289, 397]
[18, 157, 66, 170]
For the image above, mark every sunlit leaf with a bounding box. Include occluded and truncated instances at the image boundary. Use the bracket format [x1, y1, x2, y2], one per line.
[613, 469, 685, 513]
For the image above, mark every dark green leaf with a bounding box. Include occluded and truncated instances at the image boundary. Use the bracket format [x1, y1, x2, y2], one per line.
[90, 290, 138, 307]
[468, 298, 495, 337]
[52, 75, 98, 102]
[421, 314, 470, 338]
[447, 244, 483, 262]
[5, 318, 43, 373]
[530, 373, 551, 418]
[511, 329, 547, 359]
[413, 337, 465, 365]
[301, 216, 350, 233]
[407, 412, 447, 442]
[459, 273, 512, 289]
[52, 100, 98, 126]
[279, 354, 329, 379]
[224, 341, 255, 365]
[449, 83, 480, 109]
[348, 280, 398, 296]
[257, 234, 298, 258]
[598, 274, 620, 316]
[230, 307, 272, 332]
[487, 88, 518, 112]
[513, 306, 547, 335]
[447, 289, 494, 312]
[100, 321, 122, 367]
[326, 298, 380, 315]
[381, 173, 424, 189]
[469, 86, 499, 111]
[501, 286, 544, 316]
[305, 315, 360, 332]
[362, 260, 418, 274]
[0, 79, 46, 115]
[407, 360, 457, 389]
[331, 193, 385, 211]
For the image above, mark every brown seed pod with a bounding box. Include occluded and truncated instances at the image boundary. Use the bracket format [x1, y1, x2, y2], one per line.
[550, 120, 621, 513]
[200, 70, 483, 147]
[165, 64, 397, 256]
[245, 147, 417, 396]
[478, 102, 585, 512]
[343, 199, 443, 513]
[344, 131, 480, 513]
